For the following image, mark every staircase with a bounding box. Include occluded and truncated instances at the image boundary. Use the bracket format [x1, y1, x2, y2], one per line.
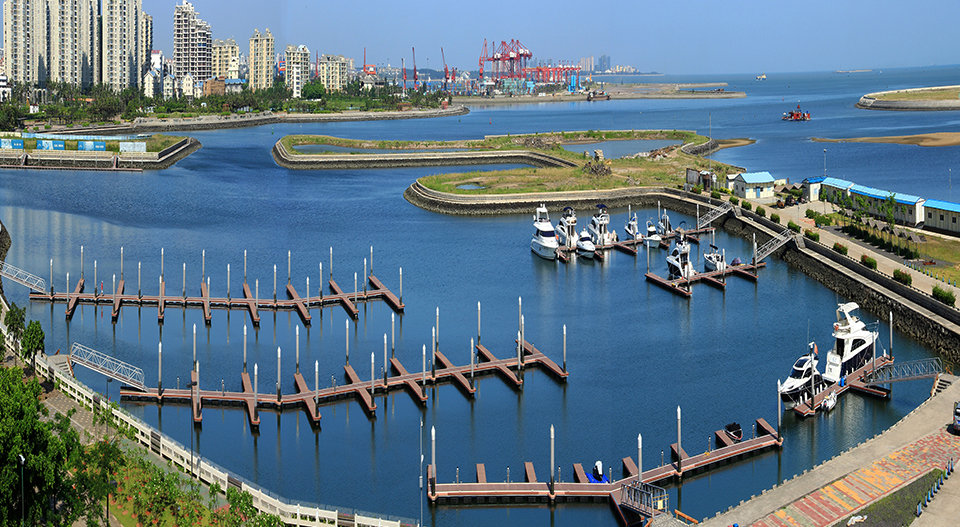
[698, 202, 733, 230]
[754, 228, 795, 264]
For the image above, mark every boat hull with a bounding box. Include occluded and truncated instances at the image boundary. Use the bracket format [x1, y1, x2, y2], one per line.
[531, 241, 558, 260]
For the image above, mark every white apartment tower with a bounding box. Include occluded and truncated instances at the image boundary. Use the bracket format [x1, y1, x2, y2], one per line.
[173, 1, 212, 82]
[140, 13, 153, 75]
[3, 0, 45, 86]
[284, 44, 310, 98]
[248, 28, 274, 91]
[212, 38, 239, 79]
[101, 0, 143, 91]
[317, 54, 349, 92]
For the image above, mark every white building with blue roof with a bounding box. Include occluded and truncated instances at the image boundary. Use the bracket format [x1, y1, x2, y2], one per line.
[730, 171, 776, 202]
[923, 199, 960, 233]
[848, 183, 924, 226]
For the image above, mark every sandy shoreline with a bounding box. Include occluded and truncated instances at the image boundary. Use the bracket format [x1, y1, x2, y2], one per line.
[813, 132, 960, 147]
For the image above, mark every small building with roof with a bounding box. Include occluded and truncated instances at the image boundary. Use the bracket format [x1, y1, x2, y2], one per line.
[923, 199, 960, 234]
[819, 177, 855, 203]
[801, 175, 827, 202]
[848, 183, 924, 227]
[729, 171, 776, 201]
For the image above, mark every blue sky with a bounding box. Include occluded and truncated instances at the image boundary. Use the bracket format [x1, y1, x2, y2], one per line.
[142, 0, 959, 75]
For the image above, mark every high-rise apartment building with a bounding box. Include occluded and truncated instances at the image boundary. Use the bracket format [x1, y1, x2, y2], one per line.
[284, 44, 310, 98]
[579, 56, 594, 74]
[317, 54, 348, 92]
[3, 0, 45, 86]
[248, 28, 274, 91]
[173, 1, 211, 82]
[598, 54, 611, 73]
[212, 38, 239, 79]
[140, 13, 153, 75]
[101, 0, 143, 91]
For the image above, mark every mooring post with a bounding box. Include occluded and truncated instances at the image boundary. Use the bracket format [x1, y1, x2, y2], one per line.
[306, 277, 310, 305]
[777, 380, 782, 440]
[314, 360, 319, 417]
[364, 259, 367, 294]
[563, 324, 567, 373]
[470, 337, 475, 386]
[753, 233, 757, 266]
[638, 433, 643, 481]
[296, 325, 300, 374]
[329, 247, 333, 279]
[399, 267, 403, 304]
[273, 265, 277, 303]
[383, 334, 388, 386]
[158, 342, 163, 394]
[550, 424, 555, 497]
[370, 352, 375, 394]
[66, 272, 69, 298]
[677, 406, 682, 473]
[435, 307, 440, 353]
[421, 344, 426, 396]
[345, 319, 349, 365]
[112, 274, 115, 297]
[431, 327, 436, 380]
[161, 247, 164, 281]
[243, 325, 247, 373]
[94, 260, 97, 297]
[518, 296, 522, 337]
[193, 324, 197, 368]
[276, 347, 281, 402]
[49, 259, 53, 295]
[227, 264, 231, 301]
[477, 301, 481, 346]
[431, 426, 436, 495]
[391, 313, 395, 358]
[288, 250, 291, 285]
[243, 250, 247, 284]
[196, 361, 201, 414]
[254, 364, 258, 420]
[81, 245, 84, 280]
[520, 314, 525, 369]
[889, 311, 893, 359]
[255, 279, 259, 305]
[354, 272, 357, 302]
[319, 262, 323, 301]
[202, 250, 205, 283]
[370, 246, 374, 276]
[138, 262, 141, 299]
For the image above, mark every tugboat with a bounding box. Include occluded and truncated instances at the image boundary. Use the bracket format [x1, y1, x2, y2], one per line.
[530, 204, 559, 260]
[822, 302, 879, 385]
[782, 103, 811, 121]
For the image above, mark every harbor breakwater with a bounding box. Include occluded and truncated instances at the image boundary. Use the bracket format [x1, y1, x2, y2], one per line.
[406, 184, 960, 363]
[0, 136, 201, 170]
[857, 85, 960, 111]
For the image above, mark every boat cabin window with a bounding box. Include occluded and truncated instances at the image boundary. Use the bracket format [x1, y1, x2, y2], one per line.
[852, 338, 867, 353]
[790, 362, 810, 379]
[539, 229, 556, 238]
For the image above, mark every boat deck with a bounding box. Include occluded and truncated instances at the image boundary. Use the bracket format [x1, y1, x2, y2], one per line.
[792, 356, 893, 417]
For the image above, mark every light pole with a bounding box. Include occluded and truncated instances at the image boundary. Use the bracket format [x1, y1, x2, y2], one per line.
[19, 454, 25, 527]
[823, 148, 827, 176]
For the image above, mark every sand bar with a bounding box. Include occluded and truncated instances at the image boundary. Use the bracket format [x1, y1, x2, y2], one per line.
[813, 132, 960, 147]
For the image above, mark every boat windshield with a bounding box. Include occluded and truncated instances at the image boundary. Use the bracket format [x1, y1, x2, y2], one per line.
[539, 229, 556, 238]
[789, 358, 810, 379]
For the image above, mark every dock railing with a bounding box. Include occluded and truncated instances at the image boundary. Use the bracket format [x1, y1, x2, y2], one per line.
[24, 342, 414, 527]
[619, 479, 669, 518]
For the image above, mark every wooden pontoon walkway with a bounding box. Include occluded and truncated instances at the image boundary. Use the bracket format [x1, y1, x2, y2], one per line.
[429, 417, 782, 523]
[645, 262, 767, 298]
[29, 274, 404, 326]
[792, 355, 893, 417]
[120, 338, 568, 427]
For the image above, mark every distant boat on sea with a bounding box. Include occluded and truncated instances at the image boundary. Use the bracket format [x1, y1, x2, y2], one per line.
[756, 73, 766, 81]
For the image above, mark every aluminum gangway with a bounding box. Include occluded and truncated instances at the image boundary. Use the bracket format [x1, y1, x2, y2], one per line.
[69, 342, 146, 391]
[698, 202, 733, 230]
[755, 228, 795, 263]
[619, 479, 669, 519]
[862, 357, 943, 386]
[0, 260, 46, 293]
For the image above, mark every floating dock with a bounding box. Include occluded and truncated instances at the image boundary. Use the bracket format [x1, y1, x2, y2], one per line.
[645, 262, 766, 297]
[30, 273, 403, 326]
[557, 226, 717, 262]
[120, 338, 568, 428]
[792, 355, 893, 417]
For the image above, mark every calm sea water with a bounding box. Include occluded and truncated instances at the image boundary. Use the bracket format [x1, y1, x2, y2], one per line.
[2, 66, 959, 526]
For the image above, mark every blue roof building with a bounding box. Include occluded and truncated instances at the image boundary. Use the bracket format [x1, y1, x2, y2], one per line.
[730, 171, 776, 202]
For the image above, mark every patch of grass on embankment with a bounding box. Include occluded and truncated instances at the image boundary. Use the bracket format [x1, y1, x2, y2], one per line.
[874, 88, 960, 101]
[20, 134, 186, 153]
[837, 469, 942, 527]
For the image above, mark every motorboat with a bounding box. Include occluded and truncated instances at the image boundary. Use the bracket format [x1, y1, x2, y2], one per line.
[587, 460, 609, 483]
[588, 204, 618, 247]
[666, 231, 696, 279]
[645, 220, 662, 249]
[557, 207, 578, 249]
[576, 228, 596, 258]
[724, 422, 743, 443]
[531, 204, 559, 260]
[704, 244, 727, 272]
[822, 302, 880, 385]
[657, 202, 672, 237]
[821, 391, 837, 412]
[624, 206, 641, 242]
[779, 343, 827, 407]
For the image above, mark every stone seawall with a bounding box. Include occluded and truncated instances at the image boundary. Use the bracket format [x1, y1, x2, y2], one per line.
[857, 86, 960, 111]
[0, 137, 200, 170]
[273, 141, 576, 171]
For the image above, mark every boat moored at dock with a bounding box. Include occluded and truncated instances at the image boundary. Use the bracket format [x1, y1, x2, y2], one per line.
[576, 228, 596, 258]
[779, 343, 826, 407]
[588, 204, 619, 247]
[665, 231, 695, 279]
[557, 207, 578, 249]
[531, 204, 559, 260]
[822, 302, 879, 384]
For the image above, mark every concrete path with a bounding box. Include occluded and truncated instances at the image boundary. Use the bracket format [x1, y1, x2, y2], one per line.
[701, 378, 960, 527]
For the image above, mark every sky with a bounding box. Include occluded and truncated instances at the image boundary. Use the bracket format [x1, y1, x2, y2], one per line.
[66, 0, 960, 75]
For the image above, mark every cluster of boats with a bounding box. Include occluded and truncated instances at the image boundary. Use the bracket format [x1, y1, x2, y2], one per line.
[778, 303, 880, 411]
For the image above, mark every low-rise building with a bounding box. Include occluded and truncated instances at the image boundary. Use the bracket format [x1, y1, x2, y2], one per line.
[143, 69, 160, 98]
[923, 200, 960, 234]
[203, 77, 225, 97]
[225, 78, 245, 94]
[730, 171, 776, 201]
[163, 74, 177, 99]
[848, 183, 924, 227]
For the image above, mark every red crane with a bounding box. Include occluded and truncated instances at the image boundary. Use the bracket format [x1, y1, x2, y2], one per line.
[362, 48, 376, 76]
[412, 47, 419, 90]
[478, 39, 532, 80]
[441, 47, 449, 92]
[402, 57, 406, 92]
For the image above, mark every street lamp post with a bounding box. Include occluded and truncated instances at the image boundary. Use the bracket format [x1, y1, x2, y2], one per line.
[19, 454, 25, 527]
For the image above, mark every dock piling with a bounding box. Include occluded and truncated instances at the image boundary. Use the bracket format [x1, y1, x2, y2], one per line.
[422, 345, 426, 396]
[345, 319, 349, 365]
[550, 425, 555, 497]
[243, 250, 247, 284]
[273, 265, 277, 302]
[383, 334, 388, 386]
[158, 342, 162, 394]
[436, 307, 440, 353]
[318, 263, 323, 299]
[431, 426, 436, 495]
[431, 327, 436, 380]
[255, 279, 259, 305]
[288, 251, 291, 285]
[370, 246, 373, 276]
[277, 347, 281, 402]
[329, 247, 333, 279]
[370, 352, 375, 393]
[202, 250, 205, 283]
[138, 263, 141, 299]
[399, 267, 403, 304]
[520, 315, 525, 369]
[777, 380, 782, 440]
[354, 272, 357, 302]
[477, 301, 481, 346]
[243, 325, 247, 373]
[391, 313, 395, 358]
[364, 259, 367, 293]
[193, 324, 197, 368]
[49, 259, 53, 295]
[470, 337, 474, 386]
[161, 248, 164, 281]
[296, 326, 300, 374]
[227, 264, 231, 301]
[638, 433, 643, 481]
[112, 274, 115, 297]
[66, 272, 69, 299]
[81, 245, 84, 280]
[182, 263, 186, 298]
[677, 406, 682, 473]
[254, 364, 258, 420]
[306, 277, 309, 306]
[314, 360, 319, 417]
[563, 325, 567, 373]
[94, 260, 97, 297]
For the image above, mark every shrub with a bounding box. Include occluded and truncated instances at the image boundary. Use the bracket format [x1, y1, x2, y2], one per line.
[893, 269, 912, 287]
[804, 229, 820, 242]
[742, 201, 752, 211]
[833, 242, 848, 255]
[805, 209, 818, 219]
[861, 254, 877, 270]
[711, 190, 721, 199]
[933, 286, 956, 306]
[756, 206, 766, 217]
[691, 185, 702, 194]
[771, 213, 780, 223]
[788, 221, 801, 233]
[730, 196, 739, 205]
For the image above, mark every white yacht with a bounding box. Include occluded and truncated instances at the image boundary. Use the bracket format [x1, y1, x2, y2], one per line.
[666, 232, 696, 279]
[703, 244, 727, 272]
[645, 220, 662, 249]
[822, 302, 880, 385]
[557, 207, 578, 249]
[657, 205, 672, 237]
[531, 204, 559, 260]
[779, 343, 826, 407]
[624, 211, 641, 242]
[588, 204, 619, 247]
[576, 228, 596, 258]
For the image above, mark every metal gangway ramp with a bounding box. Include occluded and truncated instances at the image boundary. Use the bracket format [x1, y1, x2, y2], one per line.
[0, 260, 46, 293]
[863, 357, 943, 386]
[619, 479, 670, 519]
[69, 342, 146, 392]
[698, 202, 733, 230]
[755, 228, 795, 263]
